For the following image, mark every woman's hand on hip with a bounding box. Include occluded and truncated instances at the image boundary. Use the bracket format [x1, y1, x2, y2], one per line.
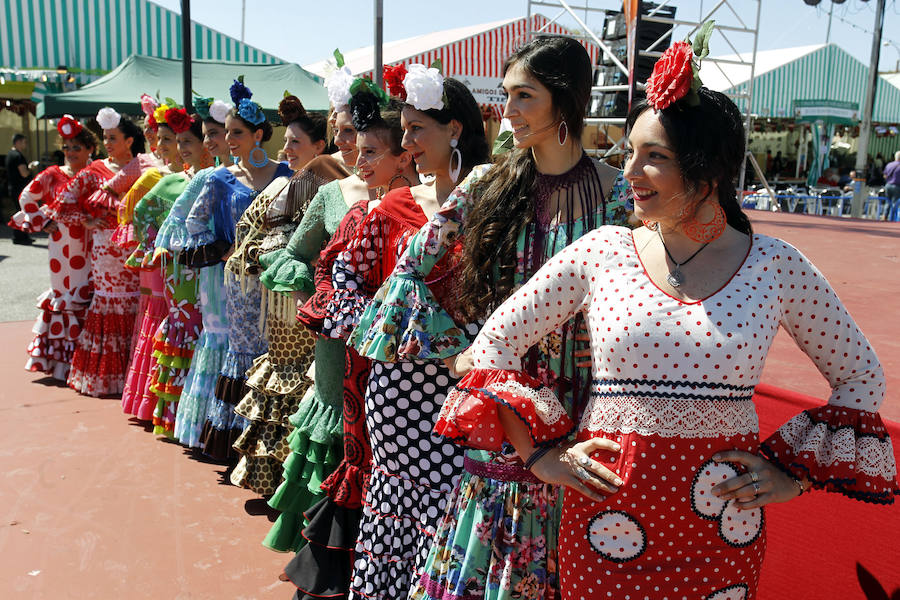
[711, 450, 807, 508]
[531, 437, 623, 502]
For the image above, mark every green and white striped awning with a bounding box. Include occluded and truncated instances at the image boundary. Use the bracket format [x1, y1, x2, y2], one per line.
[702, 44, 900, 124]
[0, 0, 281, 72]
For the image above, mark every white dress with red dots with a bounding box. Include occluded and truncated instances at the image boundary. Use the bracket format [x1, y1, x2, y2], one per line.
[8, 165, 92, 380]
[436, 226, 897, 600]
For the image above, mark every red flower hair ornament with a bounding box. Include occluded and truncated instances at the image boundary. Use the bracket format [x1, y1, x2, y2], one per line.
[164, 107, 194, 134]
[383, 63, 408, 100]
[644, 20, 714, 111]
[57, 114, 83, 139]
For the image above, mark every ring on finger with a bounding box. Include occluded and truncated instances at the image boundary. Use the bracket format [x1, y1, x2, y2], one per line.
[749, 471, 759, 483]
[752, 481, 760, 494]
[579, 456, 591, 467]
[574, 465, 591, 480]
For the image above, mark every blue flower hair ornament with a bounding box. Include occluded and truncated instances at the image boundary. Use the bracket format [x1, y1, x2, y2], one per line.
[237, 97, 266, 125]
[229, 76, 253, 105]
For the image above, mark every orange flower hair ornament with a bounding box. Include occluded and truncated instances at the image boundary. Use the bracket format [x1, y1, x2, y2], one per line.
[644, 20, 714, 111]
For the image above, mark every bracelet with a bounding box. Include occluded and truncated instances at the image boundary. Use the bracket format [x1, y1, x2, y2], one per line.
[523, 446, 554, 471]
[790, 475, 806, 496]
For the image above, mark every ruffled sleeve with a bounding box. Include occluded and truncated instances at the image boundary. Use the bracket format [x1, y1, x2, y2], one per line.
[114, 168, 162, 250]
[182, 172, 229, 266]
[348, 164, 492, 360]
[259, 181, 338, 294]
[760, 242, 897, 504]
[8, 168, 55, 232]
[226, 177, 290, 278]
[433, 231, 600, 450]
[155, 167, 214, 255]
[127, 173, 184, 268]
[48, 166, 97, 226]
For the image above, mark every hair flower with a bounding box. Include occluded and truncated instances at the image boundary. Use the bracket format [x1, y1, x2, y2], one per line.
[237, 98, 265, 125]
[165, 107, 194, 134]
[193, 96, 214, 121]
[57, 114, 83, 139]
[383, 63, 408, 100]
[403, 64, 445, 111]
[153, 104, 171, 125]
[140, 94, 159, 118]
[96, 106, 121, 130]
[326, 65, 355, 109]
[208, 100, 232, 124]
[645, 20, 715, 111]
[229, 76, 253, 105]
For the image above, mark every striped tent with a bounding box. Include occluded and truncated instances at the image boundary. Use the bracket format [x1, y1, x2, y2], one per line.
[305, 14, 599, 119]
[0, 0, 280, 74]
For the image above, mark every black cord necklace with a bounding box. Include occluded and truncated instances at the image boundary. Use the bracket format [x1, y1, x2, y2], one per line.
[657, 228, 709, 288]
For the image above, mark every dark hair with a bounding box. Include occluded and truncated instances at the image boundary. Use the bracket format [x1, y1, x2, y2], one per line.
[457, 36, 592, 320]
[406, 78, 490, 170]
[116, 118, 146, 157]
[176, 113, 205, 141]
[351, 93, 405, 155]
[228, 107, 274, 142]
[71, 127, 98, 152]
[12, 133, 26, 145]
[625, 87, 751, 235]
[280, 95, 327, 144]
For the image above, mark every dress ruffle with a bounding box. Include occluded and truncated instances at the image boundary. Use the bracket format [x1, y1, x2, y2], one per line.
[321, 288, 370, 340]
[174, 330, 227, 448]
[258, 247, 314, 294]
[26, 305, 86, 381]
[282, 497, 361, 599]
[349, 273, 471, 362]
[761, 405, 899, 504]
[8, 206, 48, 233]
[320, 459, 369, 511]
[67, 294, 139, 397]
[121, 290, 167, 420]
[37, 287, 93, 313]
[242, 353, 312, 403]
[435, 369, 576, 452]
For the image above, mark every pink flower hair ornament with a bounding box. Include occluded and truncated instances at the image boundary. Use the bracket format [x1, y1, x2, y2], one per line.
[644, 20, 714, 111]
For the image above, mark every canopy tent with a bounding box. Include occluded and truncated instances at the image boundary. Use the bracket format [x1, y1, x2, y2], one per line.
[305, 14, 598, 119]
[0, 0, 280, 73]
[37, 54, 329, 119]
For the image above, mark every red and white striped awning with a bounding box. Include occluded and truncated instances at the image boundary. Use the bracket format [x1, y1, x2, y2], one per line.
[305, 14, 599, 120]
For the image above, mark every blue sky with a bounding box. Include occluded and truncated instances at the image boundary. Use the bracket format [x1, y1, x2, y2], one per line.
[154, 0, 900, 71]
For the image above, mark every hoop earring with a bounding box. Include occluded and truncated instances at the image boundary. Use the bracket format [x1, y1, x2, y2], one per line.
[557, 120, 568, 146]
[388, 173, 413, 190]
[682, 202, 727, 243]
[448, 138, 462, 185]
[247, 141, 268, 168]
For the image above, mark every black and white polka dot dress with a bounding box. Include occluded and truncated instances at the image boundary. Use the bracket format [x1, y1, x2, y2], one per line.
[348, 359, 465, 600]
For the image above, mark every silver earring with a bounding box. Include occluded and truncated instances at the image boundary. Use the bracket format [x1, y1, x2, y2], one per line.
[448, 138, 462, 184]
[557, 121, 568, 146]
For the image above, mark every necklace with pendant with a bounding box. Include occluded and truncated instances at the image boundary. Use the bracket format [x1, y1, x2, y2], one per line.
[657, 229, 709, 288]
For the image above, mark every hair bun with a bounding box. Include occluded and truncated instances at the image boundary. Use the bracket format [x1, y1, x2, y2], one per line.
[279, 95, 308, 125]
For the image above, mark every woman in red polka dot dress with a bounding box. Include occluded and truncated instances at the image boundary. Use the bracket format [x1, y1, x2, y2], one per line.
[8, 117, 97, 381]
[436, 34, 898, 599]
[52, 108, 152, 397]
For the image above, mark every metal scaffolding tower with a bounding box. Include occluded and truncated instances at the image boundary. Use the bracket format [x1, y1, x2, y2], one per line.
[524, 0, 762, 195]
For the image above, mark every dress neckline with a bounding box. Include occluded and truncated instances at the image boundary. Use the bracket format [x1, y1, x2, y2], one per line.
[628, 229, 755, 305]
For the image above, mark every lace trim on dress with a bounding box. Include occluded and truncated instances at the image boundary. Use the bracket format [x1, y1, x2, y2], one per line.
[487, 380, 566, 426]
[580, 396, 759, 439]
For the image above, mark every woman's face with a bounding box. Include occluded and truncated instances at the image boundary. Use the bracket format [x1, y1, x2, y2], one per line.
[202, 121, 227, 161]
[332, 109, 359, 165]
[224, 114, 262, 161]
[156, 124, 181, 166]
[103, 127, 133, 160]
[62, 140, 92, 171]
[400, 107, 457, 177]
[502, 62, 557, 149]
[176, 130, 208, 170]
[283, 123, 322, 171]
[356, 130, 408, 190]
[623, 109, 690, 226]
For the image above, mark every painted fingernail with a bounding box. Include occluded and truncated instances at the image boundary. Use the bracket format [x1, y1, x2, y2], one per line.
[614, 478, 623, 486]
[612, 443, 621, 451]
[712, 454, 722, 461]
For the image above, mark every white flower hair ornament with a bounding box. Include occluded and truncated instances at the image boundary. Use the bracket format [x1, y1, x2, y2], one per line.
[208, 100, 232, 124]
[96, 106, 122, 130]
[404, 63, 446, 112]
[327, 66, 354, 109]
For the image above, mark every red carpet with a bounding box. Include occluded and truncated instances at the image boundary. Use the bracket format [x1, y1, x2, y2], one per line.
[755, 383, 900, 599]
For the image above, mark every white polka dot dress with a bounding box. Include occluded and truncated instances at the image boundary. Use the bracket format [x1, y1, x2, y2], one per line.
[349, 359, 466, 600]
[438, 226, 896, 599]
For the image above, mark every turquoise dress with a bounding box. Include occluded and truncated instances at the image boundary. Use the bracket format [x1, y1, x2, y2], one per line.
[351, 155, 631, 600]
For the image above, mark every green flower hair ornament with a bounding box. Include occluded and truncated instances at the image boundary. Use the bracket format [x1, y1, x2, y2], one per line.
[193, 96, 214, 121]
[350, 77, 390, 108]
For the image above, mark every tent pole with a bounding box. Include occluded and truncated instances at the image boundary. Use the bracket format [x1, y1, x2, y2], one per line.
[181, 0, 193, 110]
[851, 0, 885, 218]
[374, 0, 383, 89]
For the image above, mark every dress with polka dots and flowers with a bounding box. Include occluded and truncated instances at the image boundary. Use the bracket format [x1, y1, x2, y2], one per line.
[437, 225, 897, 600]
[8, 165, 91, 381]
[322, 187, 470, 600]
[52, 156, 148, 397]
[354, 156, 631, 600]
